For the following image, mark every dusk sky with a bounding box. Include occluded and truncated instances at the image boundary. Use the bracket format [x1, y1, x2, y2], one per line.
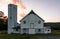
[0, 0, 60, 22]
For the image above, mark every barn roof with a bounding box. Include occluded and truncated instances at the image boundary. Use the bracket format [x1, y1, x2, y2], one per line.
[20, 10, 44, 22]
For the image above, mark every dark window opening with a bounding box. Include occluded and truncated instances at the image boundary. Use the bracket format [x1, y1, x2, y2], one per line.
[38, 20, 41, 24]
[38, 29, 41, 32]
[23, 21, 26, 24]
[23, 28, 27, 30]
[16, 29, 18, 31]
[48, 30, 50, 31]
[13, 26, 20, 31]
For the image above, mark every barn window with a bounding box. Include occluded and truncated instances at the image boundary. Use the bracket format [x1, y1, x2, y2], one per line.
[38, 29, 41, 32]
[23, 28, 27, 30]
[38, 20, 41, 24]
[23, 21, 26, 24]
[48, 30, 50, 31]
[16, 29, 18, 31]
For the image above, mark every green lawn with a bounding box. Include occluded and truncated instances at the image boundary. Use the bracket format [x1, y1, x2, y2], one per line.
[0, 31, 33, 39]
[0, 34, 31, 39]
[0, 30, 60, 39]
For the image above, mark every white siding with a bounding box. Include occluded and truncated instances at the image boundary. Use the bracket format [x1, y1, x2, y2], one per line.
[29, 29, 35, 34]
[20, 13, 44, 34]
[20, 28, 29, 34]
[43, 27, 51, 34]
[35, 28, 44, 33]
[21, 14, 44, 29]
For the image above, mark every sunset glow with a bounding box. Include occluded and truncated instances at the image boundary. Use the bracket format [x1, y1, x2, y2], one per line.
[12, 0, 26, 17]
[11, 0, 27, 22]
[0, 0, 60, 22]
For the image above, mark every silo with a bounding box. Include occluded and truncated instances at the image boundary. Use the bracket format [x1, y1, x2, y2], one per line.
[8, 4, 17, 34]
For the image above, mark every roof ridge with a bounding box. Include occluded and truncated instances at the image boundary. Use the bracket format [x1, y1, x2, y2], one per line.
[20, 10, 44, 22]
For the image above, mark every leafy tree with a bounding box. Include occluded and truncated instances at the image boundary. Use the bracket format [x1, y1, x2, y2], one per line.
[0, 18, 7, 31]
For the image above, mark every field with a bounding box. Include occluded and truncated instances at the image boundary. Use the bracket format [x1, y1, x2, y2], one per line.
[0, 30, 60, 39]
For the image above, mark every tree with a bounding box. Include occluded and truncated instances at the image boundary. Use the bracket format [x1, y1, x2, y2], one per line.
[0, 18, 7, 31]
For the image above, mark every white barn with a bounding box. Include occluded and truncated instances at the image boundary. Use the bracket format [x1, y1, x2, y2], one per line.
[20, 10, 51, 34]
[8, 4, 51, 34]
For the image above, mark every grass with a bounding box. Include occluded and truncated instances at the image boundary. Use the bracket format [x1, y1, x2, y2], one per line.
[0, 34, 30, 39]
[0, 30, 60, 39]
[0, 31, 32, 39]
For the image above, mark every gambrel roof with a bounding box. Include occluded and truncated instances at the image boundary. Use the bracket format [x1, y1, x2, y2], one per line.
[20, 10, 44, 22]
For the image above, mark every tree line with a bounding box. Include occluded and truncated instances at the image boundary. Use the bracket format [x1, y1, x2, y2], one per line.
[0, 18, 7, 31]
[44, 23, 60, 31]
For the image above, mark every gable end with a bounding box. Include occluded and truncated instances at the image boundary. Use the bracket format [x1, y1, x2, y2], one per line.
[20, 10, 44, 22]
